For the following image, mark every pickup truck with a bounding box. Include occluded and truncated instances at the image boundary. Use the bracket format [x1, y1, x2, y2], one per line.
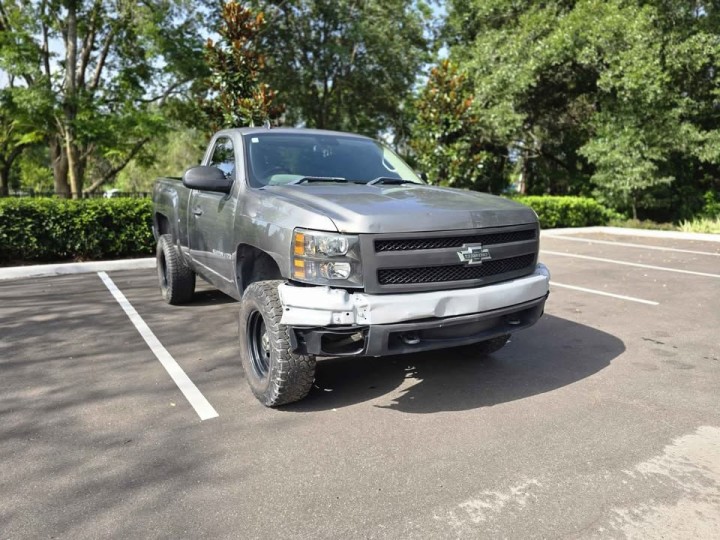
[153, 127, 550, 407]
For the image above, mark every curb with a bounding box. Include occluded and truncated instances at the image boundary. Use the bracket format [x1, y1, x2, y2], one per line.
[541, 226, 720, 243]
[0, 258, 155, 282]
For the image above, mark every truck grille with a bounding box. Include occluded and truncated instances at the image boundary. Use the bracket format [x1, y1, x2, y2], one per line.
[377, 254, 535, 285]
[374, 229, 536, 252]
[361, 225, 539, 294]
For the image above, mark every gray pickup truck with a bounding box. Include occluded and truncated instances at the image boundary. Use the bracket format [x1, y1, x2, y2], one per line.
[153, 127, 550, 406]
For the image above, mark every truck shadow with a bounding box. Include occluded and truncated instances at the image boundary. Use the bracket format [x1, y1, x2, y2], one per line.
[185, 289, 236, 306]
[286, 314, 624, 413]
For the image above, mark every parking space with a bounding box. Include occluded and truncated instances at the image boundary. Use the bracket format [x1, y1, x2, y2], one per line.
[2, 230, 719, 538]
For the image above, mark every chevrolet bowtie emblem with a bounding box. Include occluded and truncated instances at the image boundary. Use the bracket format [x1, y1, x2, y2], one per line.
[457, 244, 492, 265]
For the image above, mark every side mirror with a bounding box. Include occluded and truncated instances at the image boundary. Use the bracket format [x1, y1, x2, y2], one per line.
[182, 166, 233, 193]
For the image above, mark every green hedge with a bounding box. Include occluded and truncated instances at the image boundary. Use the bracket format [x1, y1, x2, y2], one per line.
[0, 198, 154, 263]
[513, 196, 619, 229]
[1, 194, 617, 264]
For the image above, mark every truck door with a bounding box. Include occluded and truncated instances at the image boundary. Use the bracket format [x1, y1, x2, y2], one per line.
[188, 136, 237, 285]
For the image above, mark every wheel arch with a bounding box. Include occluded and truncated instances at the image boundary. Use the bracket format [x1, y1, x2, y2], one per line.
[235, 244, 284, 298]
[154, 212, 172, 240]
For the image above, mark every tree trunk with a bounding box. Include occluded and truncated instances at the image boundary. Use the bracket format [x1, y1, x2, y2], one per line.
[0, 164, 9, 197]
[66, 135, 82, 198]
[64, 0, 82, 198]
[50, 137, 70, 197]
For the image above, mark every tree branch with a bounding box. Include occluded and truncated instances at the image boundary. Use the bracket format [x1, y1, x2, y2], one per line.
[0, 1, 10, 30]
[79, 0, 103, 88]
[7, 141, 30, 164]
[41, 2, 52, 84]
[84, 137, 150, 193]
[89, 27, 116, 92]
[540, 149, 572, 172]
[79, 142, 96, 162]
[137, 79, 190, 105]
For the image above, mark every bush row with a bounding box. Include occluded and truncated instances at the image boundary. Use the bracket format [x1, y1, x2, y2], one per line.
[0, 195, 617, 263]
[0, 198, 154, 263]
[513, 195, 619, 229]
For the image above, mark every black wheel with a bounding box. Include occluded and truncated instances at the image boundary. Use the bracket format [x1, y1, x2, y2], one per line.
[454, 334, 511, 358]
[156, 234, 195, 305]
[238, 280, 316, 407]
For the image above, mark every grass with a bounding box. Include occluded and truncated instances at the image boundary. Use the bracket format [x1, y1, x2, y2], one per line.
[606, 218, 678, 231]
[678, 217, 720, 234]
[606, 217, 720, 234]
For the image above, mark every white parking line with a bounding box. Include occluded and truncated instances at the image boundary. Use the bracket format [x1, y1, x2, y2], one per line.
[543, 235, 720, 257]
[98, 272, 219, 421]
[541, 251, 720, 279]
[551, 281, 659, 306]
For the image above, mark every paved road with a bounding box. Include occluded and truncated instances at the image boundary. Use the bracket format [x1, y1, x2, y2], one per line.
[1, 231, 719, 539]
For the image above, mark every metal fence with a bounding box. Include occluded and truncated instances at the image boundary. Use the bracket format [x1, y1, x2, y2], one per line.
[7, 191, 152, 199]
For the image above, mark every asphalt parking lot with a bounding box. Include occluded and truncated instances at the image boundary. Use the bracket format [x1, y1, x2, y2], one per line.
[2, 229, 719, 539]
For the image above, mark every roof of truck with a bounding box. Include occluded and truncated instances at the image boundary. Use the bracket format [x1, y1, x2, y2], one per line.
[215, 127, 373, 140]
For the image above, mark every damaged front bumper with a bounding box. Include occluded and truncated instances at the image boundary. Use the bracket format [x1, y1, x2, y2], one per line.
[278, 264, 550, 357]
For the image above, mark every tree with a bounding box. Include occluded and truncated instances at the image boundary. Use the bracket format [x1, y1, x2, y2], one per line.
[114, 126, 206, 192]
[0, 3, 52, 196]
[0, 0, 209, 197]
[250, 0, 432, 139]
[410, 60, 507, 192]
[0, 86, 47, 195]
[443, 0, 720, 219]
[199, 1, 282, 131]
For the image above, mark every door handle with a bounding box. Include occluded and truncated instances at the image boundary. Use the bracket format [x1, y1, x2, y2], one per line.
[192, 207, 203, 216]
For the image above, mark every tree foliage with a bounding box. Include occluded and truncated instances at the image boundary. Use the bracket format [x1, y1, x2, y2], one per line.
[250, 0, 432, 138]
[2, 0, 718, 224]
[0, 85, 48, 195]
[430, 0, 720, 219]
[0, 0, 208, 196]
[199, 1, 283, 131]
[409, 60, 507, 192]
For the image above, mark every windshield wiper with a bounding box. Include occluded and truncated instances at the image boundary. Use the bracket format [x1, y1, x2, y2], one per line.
[289, 176, 348, 185]
[366, 177, 419, 185]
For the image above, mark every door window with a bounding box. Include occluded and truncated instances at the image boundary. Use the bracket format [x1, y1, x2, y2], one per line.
[209, 138, 236, 179]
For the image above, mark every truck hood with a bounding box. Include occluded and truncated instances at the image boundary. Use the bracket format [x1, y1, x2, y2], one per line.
[262, 183, 537, 233]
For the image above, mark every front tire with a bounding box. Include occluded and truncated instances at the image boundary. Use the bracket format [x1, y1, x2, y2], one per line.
[156, 234, 195, 305]
[238, 280, 316, 407]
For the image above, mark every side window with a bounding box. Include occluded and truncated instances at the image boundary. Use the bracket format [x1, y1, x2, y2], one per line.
[209, 138, 235, 179]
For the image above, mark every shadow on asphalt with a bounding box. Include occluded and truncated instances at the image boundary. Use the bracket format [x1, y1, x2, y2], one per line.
[285, 314, 624, 413]
[185, 289, 236, 307]
[0, 274, 623, 537]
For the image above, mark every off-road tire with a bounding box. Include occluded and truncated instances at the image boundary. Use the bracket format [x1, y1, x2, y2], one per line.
[455, 334, 511, 357]
[156, 234, 195, 305]
[238, 280, 316, 407]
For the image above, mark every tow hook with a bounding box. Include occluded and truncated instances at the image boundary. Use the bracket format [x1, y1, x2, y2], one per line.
[401, 332, 421, 345]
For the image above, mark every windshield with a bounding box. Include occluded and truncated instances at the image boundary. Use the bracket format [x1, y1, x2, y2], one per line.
[243, 132, 423, 187]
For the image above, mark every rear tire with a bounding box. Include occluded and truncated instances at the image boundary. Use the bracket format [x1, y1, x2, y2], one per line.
[238, 280, 316, 407]
[455, 334, 511, 357]
[156, 234, 195, 305]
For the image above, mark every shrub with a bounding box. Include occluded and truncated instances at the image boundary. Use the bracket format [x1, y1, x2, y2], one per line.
[0, 198, 154, 263]
[700, 190, 720, 219]
[512, 196, 618, 229]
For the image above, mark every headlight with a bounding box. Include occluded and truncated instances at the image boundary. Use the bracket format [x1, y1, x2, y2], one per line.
[292, 229, 362, 287]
